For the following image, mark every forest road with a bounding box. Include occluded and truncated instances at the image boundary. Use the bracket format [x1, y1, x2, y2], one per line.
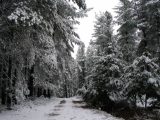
[0, 97, 124, 120]
[47, 97, 124, 120]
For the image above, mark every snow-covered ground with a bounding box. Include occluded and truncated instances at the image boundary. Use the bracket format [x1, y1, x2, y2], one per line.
[0, 97, 123, 120]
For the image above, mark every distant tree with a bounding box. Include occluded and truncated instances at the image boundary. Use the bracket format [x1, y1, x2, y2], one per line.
[85, 40, 98, 82]
[76, 43, 85, 88]
[93, 11, 113, 56]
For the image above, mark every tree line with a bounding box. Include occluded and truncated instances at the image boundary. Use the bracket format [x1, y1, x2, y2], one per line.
[76, 0, 160, 117]
[0, 0, 87, 109]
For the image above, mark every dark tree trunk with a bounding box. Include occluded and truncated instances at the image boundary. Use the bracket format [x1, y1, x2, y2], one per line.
[37, 87, 43, 97]
[145, 94, 148, 109]
[134, 94, 137, 108]
[28, 65, 34, 97]
[7, 56, 12, 109]
[43, 89, 47, 97]
[33, 87, 37, 97]
[0, 64, 2, 105]
[1, 64, 7, 105]
[47, 89, 51, 98]
[37, 88, 40, 97]
[65, 84, 68, 98]
[1, 82, 6, 105]
[12, 69, 17, 104]
[137, 30, 148, 56]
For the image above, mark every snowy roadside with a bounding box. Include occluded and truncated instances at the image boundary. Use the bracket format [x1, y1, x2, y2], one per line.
[0, 96, 124, 120]
[0, 97, 61, 120]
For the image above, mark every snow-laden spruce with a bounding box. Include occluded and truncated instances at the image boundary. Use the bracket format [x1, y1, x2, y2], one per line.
[121, 52, 160, 108]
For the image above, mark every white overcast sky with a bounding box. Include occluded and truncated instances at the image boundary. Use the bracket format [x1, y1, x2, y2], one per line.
[72, 0, 120, 58]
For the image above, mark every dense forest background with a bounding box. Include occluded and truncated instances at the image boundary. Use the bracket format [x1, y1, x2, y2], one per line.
[0, 0, 160, 119]
[0, 0, 88, 109]
[78, 0, 160, 119]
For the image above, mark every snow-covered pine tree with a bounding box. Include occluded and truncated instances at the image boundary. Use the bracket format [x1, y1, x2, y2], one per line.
[85, 40, 98, 82]
[0, 0, 87, 107]
[115, 0, 137, 63]
[133, 0, 160, 58]
[76, 43, 85, 88]
[84, 11, 125, 111]
[89, 51, 125, 110]
[93, 11, 113, 56]
[121, 52, 160, 108]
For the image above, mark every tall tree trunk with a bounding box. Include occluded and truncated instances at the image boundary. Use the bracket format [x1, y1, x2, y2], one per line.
[12, 69, 17, 104]
[7, 56, 12, 110]
[64, 76, 68, 98]
[1, 64, 7, 105]
[157, 23, 160, 66]
[144, 94, 148, 109]
[28, 65, 34, 97]
[65, 84, 68, 98]
[37, 87, 41, 97]
[0, 64, 2, 105]
[134, 94, 137, 108]
[138, 30, 147, 56]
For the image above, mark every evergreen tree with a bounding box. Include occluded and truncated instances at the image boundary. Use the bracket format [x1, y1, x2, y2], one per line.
[93, 11, 113, 56]
[85, 40, 98, 82]
[88, 50, 124, 110]
[76, 43, 85, 88]
[115, 0, 137, 63]
[84, 11, 125, 111]
[133, 0, 160, 58]
[121, 52, 160, 108]
[0, 0, 87, 107]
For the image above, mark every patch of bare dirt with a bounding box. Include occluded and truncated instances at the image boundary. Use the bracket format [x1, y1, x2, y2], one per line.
[72, 100, 92, 109]
[72, 100, 84, 104]
[54, 105, 63, 108]
[59, 100, 66, 104]
[52, 108, 60, 111]
[48, 113, 60, 116]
